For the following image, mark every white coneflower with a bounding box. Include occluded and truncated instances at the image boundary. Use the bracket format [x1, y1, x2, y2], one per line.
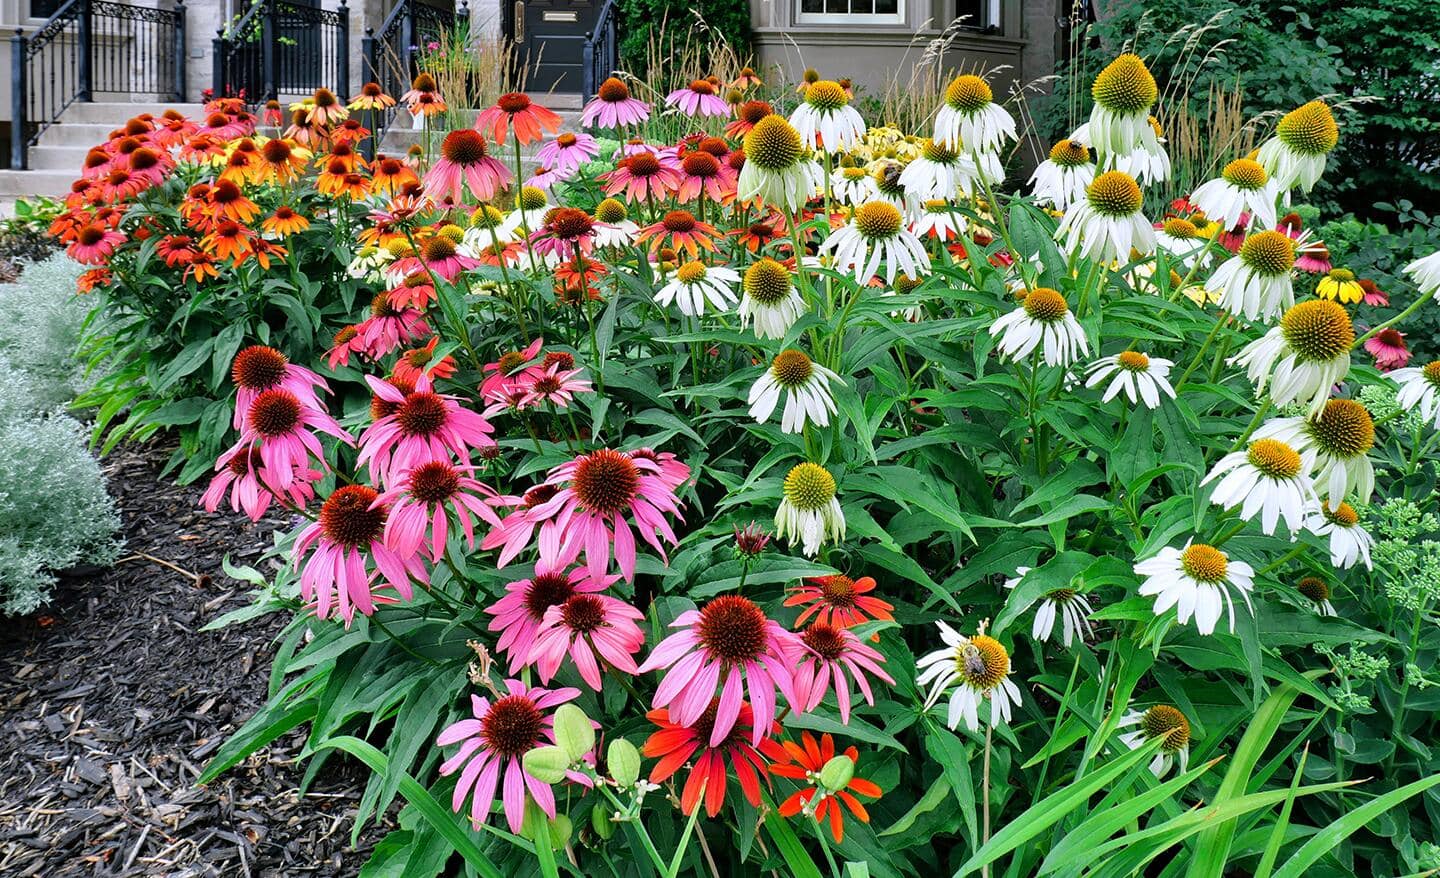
[1110, 116, 1172, 184]
[774, 462, 845, 557]
[738, 115, 822, 213]
[1405, 249, 1440, 301]
[654, 260, 740, 317]
[830, 164, 879, 206]
[911, 199, 967, 241]
[1255, 399, 1375, 503]
[592, 197, 640, 247]
[868, 161, 922, 218]
[1211, 229, 1297, 321]
[1295, 576, 1337, 617]
[346, 244, 394, 281]
[1084, 351, 1176, 408]
[1028, 139, 1095, 211]
[1154, 217, 1210, 268]
[790, 80, 867, 153]
[899, 139, 974, 201]
[1190, 158, 1279, 231]
[1134, 541, 1254, 635]
[1003, 567, 1095, 647]
[1391, 359, 1440, 427]
[819, 201, 930, 284]
[1201, 437, 1317, 536]
[990, 287, 1089, 367]
[933, 74, 1017, 156]
[1117, 705, 1190, 778]
[748, 349, 842, 434]
[884, 273, 928, 323]
[1231, 299, 1354, 415]
[1256, 101, 1339, 193]
[502, 185, 552, 237]
[1086, 54, 1158, 157]
[739, 257, 806, 340]
[915, 621, 1023, 733]
[1056, 170, 1155, 263]
[1305, 500, 1373, 570]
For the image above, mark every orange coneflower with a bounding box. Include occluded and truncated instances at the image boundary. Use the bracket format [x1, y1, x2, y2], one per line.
[400, 72, 446, 117]
[331, 117, 371, 145]
[150, 109, 197, 148]
[729, 213, 790, 254]
[184, 251, 221, 283]
[319, 140, 366, 174]
[219, 137, 263, 184]
[206, 179, 261, 224]
[319, 170, 371, 201]
[767, 731, 882, 843]
[178, 182, 212, 226]
[262, 206, 310, 237]
[257, 136, 311, 183]
[283, 108, 324, 148]
[725, 100, 774, 140]
[251, 237, 289, 270]
[369, 154, 419, 195]
[157, 234, 201, 267]
[391, 337, 457, 384]
[178, 133, 226, 165]
[348, 82, 395, 111]
[202, 220, 257, 264]
[76, 268, 111, 294]
[636, 209, 720, 259]
[81, 147, 112, 180]
[475, 92, 562, 146]
[731, 67, 764, 90]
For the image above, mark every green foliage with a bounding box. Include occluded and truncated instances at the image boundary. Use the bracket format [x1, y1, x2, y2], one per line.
[617, 0, 752, 78]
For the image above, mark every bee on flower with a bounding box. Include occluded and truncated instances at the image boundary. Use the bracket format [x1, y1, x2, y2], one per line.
[1028, 138, 1096, 211]
[916, 621, 1023, 732]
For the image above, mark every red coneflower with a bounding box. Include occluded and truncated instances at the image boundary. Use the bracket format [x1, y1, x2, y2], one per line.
[392, 337, 458, 384]
[643, 700, 775, 817]
[637, 210, 720, 259]
[206, 179, 261, 224]
[726, 99, 775, 139]
[1364, 328, 1410, 371]
[602, 148, 682, 203]
[67, 223, 125, 264]
[768, 731, 882, 842]
[785, 574, 894, 629]
[475, 92, 562, 146]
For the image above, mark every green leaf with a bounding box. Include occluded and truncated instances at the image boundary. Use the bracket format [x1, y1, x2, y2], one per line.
[319, 736, 509, 878]
[198, 698, 317, 784]
[1270, 773, 1440, 878]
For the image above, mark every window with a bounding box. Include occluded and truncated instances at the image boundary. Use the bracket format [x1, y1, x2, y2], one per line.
[797, 0, 904, 25]
[30, 0, 66, 18]
[954, 0, 1002, 31]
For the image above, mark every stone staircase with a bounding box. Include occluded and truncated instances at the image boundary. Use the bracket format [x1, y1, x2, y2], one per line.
[0, 95, 586, 201]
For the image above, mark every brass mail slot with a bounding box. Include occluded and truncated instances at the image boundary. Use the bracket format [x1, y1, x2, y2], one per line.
[542, 10, 578, 21]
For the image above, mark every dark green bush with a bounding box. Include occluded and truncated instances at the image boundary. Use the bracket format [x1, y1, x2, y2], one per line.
[617, 0, 752, 79]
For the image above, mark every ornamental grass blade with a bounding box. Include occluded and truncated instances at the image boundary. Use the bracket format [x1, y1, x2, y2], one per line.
[1270, 772, 1440, 878]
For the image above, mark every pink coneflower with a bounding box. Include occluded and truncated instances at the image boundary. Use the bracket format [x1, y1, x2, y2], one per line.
[1365, 328, 1410, 371]
[294, 484, 426, 623]
[230, 345, 330, 431]
[481, 337, 544, 400]
[789, 623, 893, 723]
[626, 447, 690, 491]
[423, 130, 512, 204]
[436, 682, 587, 833]
[638, 595, 800, 747]
[520, 363, 592, 409]
[531, 592, 646, 689]
[486, 563, 616, 671]
[374, 460, 502, 562]
[67, 224, 125, 265]
[355, 292, 430, 357]
[391, 233, 481, 282]
[201, 443, 318, 521]
[1276, 213, 1331, 273]
[675, 150, 737, 203]
[479, 483, 557, 565]
[644, 700, 774, 817]
[602, 149, 683, 202]
[535, 132, 600, 175]
[399, 72, 446, 117]
[581, 77, 651, 129]
[476, 93, 562, 146]
[327, 325, 363, 369]
[357, 374, 496, 486]
[526, 165, 568, 190]
[231, 388, 351, 495]
[517, 448, 689, 581]
[1358, 278, 1388, 306]
[528, 207, 599, 261]
[666, 80, 729, 118]
[785, 574, 895, 629]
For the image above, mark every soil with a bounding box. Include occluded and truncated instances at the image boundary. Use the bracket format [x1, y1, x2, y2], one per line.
[0, 442, 386, 877]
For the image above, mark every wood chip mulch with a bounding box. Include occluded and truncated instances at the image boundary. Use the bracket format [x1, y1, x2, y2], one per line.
[0, 442, 390, 877]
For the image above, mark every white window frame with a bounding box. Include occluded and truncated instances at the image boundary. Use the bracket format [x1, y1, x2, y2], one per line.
[795, 0, 905, 26]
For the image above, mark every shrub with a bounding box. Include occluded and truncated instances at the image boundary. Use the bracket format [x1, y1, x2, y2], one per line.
[0, 255, 93, 412]
[0, 409, 121, 615]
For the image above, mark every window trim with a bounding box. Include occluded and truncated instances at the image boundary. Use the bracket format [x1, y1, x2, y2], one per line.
[794, 0, 906, 26]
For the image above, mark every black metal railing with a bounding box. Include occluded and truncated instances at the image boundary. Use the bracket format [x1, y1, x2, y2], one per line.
[361, 0, 463, 158]
[9, 0, 186, 169]
[213, 0, 350, 106]
[581, 0, 618, 99]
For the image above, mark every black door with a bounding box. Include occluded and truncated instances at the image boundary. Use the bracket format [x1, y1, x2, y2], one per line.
[513, 0, 597, 94]
[276, 0, 324, 93]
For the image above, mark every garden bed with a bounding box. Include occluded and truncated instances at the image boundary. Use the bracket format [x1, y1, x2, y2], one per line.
[0, 442, 386, 877]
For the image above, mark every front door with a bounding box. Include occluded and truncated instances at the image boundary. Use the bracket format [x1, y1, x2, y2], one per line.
[512, 0, 598, 94]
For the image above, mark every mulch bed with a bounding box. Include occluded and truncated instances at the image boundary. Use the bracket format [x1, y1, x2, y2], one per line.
[0, 442, 387, 877]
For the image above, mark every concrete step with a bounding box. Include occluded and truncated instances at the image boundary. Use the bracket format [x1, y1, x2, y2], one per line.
[59, 101, 206, 125]
[23, 146, 92, 173]
[37, 122, 128, 148]
[0, 170, 76, 198]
